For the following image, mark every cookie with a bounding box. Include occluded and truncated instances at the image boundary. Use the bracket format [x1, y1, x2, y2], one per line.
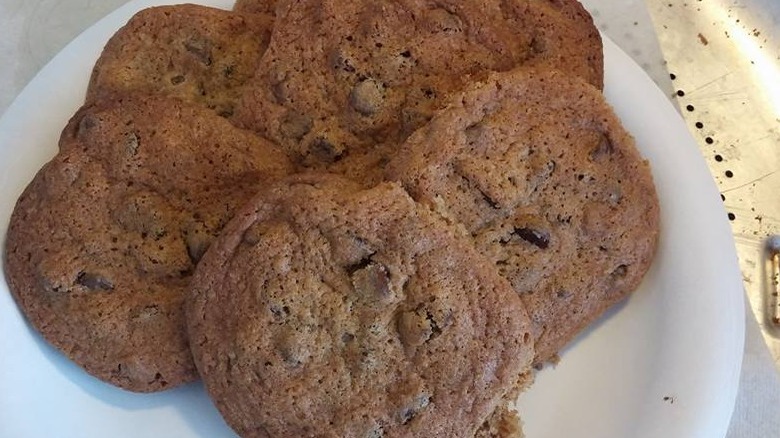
[386, 68, 660, 364]
[186, 173, 534, 437]
[233, 0, 603, 184]
[233, 0, 278, 15]
[4, 96, 293, 392]
[87, 4, 274, 117]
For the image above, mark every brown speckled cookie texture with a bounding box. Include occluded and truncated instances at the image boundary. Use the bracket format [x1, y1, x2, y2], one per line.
[233, 0, 602, 184]
[386, 68, 660, 364]
[4, 96, 293, 392]
[233, 0, 278, 15]
[186, 173, 534, 437]
[87, 4, 274, 117]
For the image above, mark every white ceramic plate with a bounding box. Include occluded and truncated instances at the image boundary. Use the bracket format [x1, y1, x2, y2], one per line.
[0, 1, 744, 437]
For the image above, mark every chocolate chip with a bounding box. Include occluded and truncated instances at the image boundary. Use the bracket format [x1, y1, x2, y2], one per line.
[512, 227, 550, 249]
[280, 345, 304, 368]
[268, 68, 290, 103]
[329, 48, 357, 73]
[271, 80, 289, 104]
[346, 256, 373, 275]
[350, 78, 384, 116]
[351, 262, 393, 303]
[183, 39, 212, 66]
[530, 36, 547, 54]
[242, 221, 267, 246]
[609, 191, 623, 206]
[309, 135, 346, 163]
[397, 309, 434, 348]
[590, 133, 614, 161]
[328, 233, 375, 267]
[76, 114, 97, 138]
[76, 271, 114, 291]
[425, 311, 442, 338]
[464, 122, 484, 146]
[279, 111, 313, 140]
[270, 304, 290, 321]
[113, 191, 170, 239]
[427, 8, 463, 33]
[223, 65, 235, 78]
[196, 81, 207, 96]
[479, 188, 501, 209]
[275, 330, 309, 368]
[611, 264, 628, 278]
[365, 424, 384, 438]
[170, 75, 185, 85]
[399, 394, 430, 425]
[125, 132, 139, 156]
[184, 229, 210, 264]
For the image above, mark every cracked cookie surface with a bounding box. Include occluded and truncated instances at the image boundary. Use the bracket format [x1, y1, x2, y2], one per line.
[3, 96, 292, 392]
[186, 173, 534, 437]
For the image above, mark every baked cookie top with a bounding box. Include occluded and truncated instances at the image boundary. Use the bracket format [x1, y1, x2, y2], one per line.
[233, 0, 278, 15]
[4, 96, 292, 392]
[386, 68, 660, 364]
[186, 173, 534, 437]
[87, 4, 274, 117]
[233, 0, 602, 184]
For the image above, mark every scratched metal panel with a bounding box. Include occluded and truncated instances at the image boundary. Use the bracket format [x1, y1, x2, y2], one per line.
[646, 0, 780, 366]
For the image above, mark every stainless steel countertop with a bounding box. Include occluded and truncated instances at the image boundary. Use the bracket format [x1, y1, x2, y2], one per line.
[647, 0, 780, 367]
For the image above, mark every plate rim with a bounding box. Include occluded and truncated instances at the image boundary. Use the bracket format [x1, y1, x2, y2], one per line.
[0, 1, 745, 437]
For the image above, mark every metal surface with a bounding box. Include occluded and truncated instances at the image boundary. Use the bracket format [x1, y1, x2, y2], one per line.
[646, 0, 780, 368]
[581, 0, 675, 98]
[764, 236, 780, 331]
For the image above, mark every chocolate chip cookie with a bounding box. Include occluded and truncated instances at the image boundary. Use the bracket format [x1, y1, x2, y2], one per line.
[87, 4, 274, 117]
[186, 173, 534, 437]
[233, 0, 278, 15]
[386, 67, 660, 364]
[233, 0, 603, 185]
[4, 95, 292, 392]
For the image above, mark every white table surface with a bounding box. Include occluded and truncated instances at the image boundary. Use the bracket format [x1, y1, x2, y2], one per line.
[1, 0, 778, 437]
